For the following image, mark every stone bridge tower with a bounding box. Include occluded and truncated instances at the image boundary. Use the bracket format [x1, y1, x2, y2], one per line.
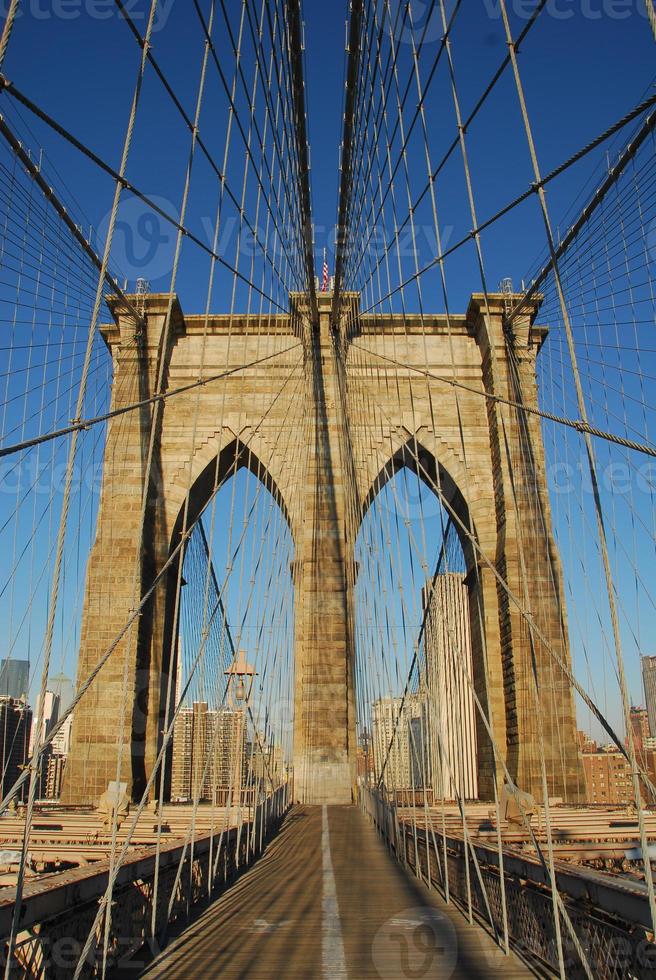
[62, 290, 583, 805]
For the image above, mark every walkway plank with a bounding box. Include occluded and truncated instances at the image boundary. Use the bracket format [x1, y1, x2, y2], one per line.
[137, 806, 532, 979]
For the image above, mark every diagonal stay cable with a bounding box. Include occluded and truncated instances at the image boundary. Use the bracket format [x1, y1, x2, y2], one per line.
[352, 341, 656, 458]
[0, 116, 142, 323]
[114, 0, 306, 297]
[357, 94, 656, 313]
[0, 75, 289, 311]
[510, 102, 656, 319]
[0, 342, 301, 458]
[0, 347, 305, 815]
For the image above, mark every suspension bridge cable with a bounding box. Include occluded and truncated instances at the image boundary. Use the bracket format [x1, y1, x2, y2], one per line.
[2, 0, 167, 966]
[351, 342, 656, 458]
[0, 117, 142, 322]
[0, 349, 304, 831]
[0, 76, 291, 311]
[357, 93, 656, 314]
[0, 343, 301, 458]
[498, 0, 656, 934]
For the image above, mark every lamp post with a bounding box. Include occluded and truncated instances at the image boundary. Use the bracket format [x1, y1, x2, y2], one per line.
[224, 652, 257, 817]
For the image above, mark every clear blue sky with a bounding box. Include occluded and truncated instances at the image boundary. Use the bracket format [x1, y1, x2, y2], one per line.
[1, 1, 653, 304]
[0, 1, 654, 743]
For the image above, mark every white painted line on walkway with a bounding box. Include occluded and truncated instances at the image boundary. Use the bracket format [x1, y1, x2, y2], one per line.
[322, 805, 348, 979]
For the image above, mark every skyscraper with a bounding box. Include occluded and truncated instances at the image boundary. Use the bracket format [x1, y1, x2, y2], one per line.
[170, 706, 195, 802]
[30, 690, 60, 753]
[43, 754, 67, 799]
[49, 673, 74, 713]
[210, 708, 247, 799]
[0, 659, 29, 700]
[409, 707, 431, 789]
[51, 714, 73, 755]
[0, 697, 32, 802]
[372, 697, 406, 790]
[31, 690, 61, 799]
[170, 701, 247, 804]
[642, 656, 656, 737]
[423, 573, 478, 801]
[630, 705, 650, 761]
[371, 695, 428, 792]
[43, 714, 74, 799]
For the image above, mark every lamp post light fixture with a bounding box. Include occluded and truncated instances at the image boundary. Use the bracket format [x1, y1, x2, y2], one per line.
[224, 651, 257, 708]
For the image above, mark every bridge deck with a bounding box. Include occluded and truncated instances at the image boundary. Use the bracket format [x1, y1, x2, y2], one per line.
[136, 805, 531, 979]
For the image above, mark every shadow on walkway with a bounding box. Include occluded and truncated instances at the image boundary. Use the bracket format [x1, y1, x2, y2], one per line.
[114, 806, 531, 979]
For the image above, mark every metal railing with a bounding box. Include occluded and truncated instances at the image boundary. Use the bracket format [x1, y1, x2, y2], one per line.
[1, 785, 290, 978]
[360, 787, 656, 979]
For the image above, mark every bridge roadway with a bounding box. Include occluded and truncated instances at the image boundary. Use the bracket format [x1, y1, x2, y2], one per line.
[132, 805, 532, 979]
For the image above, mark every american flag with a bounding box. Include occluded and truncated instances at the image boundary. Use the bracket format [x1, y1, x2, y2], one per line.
[322, 250, 329, 292]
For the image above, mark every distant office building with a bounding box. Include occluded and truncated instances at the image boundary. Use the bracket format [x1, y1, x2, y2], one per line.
[210, 707, 247, 797]
[642, 656, 656, 737]
[371, 695, 428, 791]
[0, 696, 32, 802]
[630, 706, 650, 761]
[51, 713, 73, 756]
[171, 707, 194, 801]
[49, 673, 74, 713]
[171, 701, 247, 803]
[423, 573, 478, 801]
[409, 708, 431, 790]
[0, 659, 29, 700]
[30, 690, 60, 753]
[372, 697, 409, 790]
[32, 694, 72, 800]
[357, 729, 375, 785]
[31, 690, 62, 798]
[577, 730, 598, 754]
[43, 753, 67, 799]
[583, 750, 633, 805]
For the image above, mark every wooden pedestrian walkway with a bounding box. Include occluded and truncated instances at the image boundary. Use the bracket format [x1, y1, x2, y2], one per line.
[137, 806, 532, 979]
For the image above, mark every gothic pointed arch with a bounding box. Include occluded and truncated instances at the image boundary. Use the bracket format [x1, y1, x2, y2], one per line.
[169, 437, 293, 552]
[360, 434, 477, 573]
